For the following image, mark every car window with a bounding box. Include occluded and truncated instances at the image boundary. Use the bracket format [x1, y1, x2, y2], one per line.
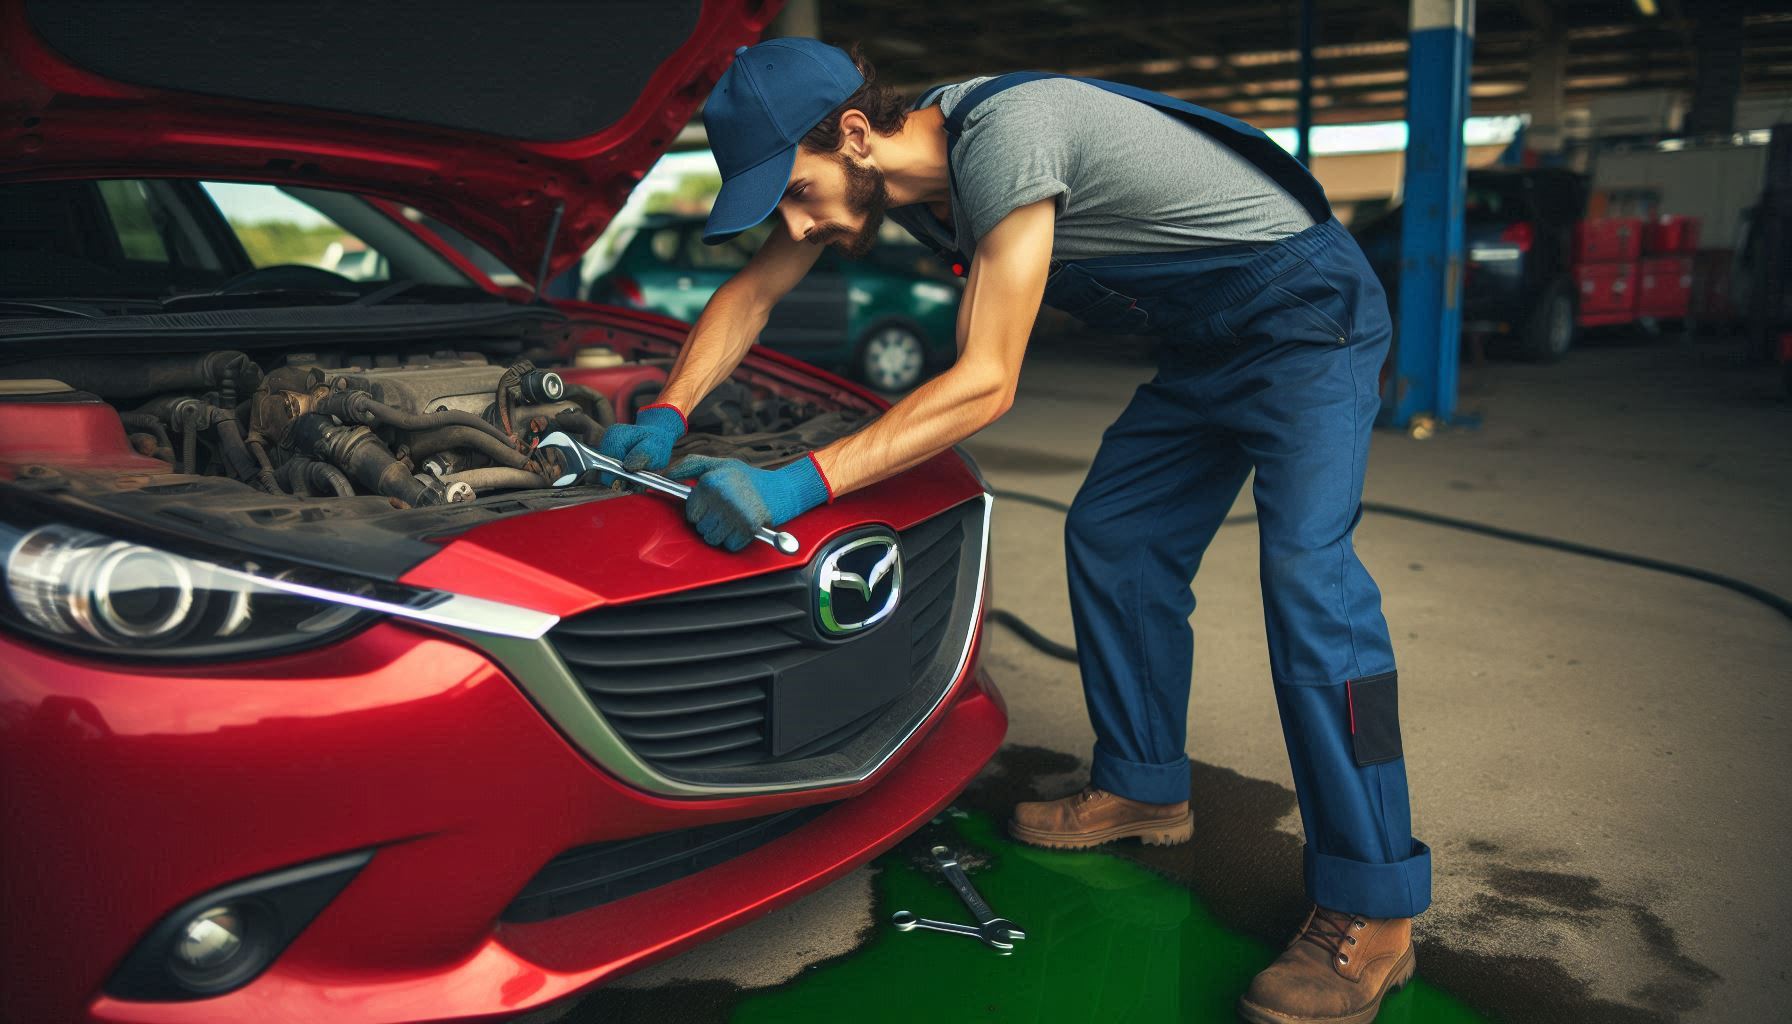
[649, 228, 684, 265]
[1464, 176, 1531, 223]
[95, 180, 168, 263]
[201, 182, 390, 281]
[685, 224, 769, 271]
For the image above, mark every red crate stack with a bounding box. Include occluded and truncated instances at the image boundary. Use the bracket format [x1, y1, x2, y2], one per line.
[1573, 217, 1643, 327]
[1638, 215, 1700, 320]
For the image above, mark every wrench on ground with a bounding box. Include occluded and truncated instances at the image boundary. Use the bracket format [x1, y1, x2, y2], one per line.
[534, 430, 800, 555]
[932, 846, 1026, 944]
[890, 910, 1015, 953]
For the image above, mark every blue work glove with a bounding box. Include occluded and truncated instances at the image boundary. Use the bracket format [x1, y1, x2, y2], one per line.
[668, 454, 833, 551]
[595, 403, 685, 486]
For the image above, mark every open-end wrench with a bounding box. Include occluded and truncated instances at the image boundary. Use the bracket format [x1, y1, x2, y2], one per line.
[534, 431, 800, 555]
[890, 910, 1015, 953]
[932, 846, 1026, 944]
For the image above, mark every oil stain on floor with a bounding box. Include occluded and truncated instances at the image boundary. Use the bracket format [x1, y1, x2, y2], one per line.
[728, 810, 1489, 1024]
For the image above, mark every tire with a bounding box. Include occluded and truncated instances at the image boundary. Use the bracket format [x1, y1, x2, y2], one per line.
[1511, 277, 1577, 363]
[856, 323, 928, 393]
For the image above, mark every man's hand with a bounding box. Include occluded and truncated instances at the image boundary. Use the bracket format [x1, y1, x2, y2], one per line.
[668, 454, 833, 551]
[594, 404, 685, 485]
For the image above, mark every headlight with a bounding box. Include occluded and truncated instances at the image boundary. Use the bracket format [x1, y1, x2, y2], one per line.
[3, 520, 409, 660]
[912, 282, 958, 304]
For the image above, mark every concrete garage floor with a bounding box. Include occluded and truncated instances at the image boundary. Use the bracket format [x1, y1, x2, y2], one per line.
[557, 332, 1791, 1024]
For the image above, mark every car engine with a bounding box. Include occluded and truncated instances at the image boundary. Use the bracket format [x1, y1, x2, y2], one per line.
[0, 346, 866, 511]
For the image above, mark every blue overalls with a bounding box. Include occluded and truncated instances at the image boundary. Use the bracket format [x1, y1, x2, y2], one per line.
[911, 73, 1431, 919]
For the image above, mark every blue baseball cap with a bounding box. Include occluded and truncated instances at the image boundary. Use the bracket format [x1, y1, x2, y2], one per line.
[702, 39, 864, 245]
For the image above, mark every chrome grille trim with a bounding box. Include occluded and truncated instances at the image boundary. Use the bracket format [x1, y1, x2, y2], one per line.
[449, 493, 992, 798]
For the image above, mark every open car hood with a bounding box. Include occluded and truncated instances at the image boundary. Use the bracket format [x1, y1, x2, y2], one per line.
[0, 0, 775, 283]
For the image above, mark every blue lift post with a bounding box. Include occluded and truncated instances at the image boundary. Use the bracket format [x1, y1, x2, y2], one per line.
[1389, 0, 1474, 427]
[1296, 0, 1315, 166]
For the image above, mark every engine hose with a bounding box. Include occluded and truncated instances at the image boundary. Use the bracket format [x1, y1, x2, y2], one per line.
[291, 414, 445, 507]
[552, 409, 607, 448]
[180, 418, 197, 474]
[985, 487, 1792, 664]
[211, 417, 262, 485]
[314, 390, 517, 449]
[276, 456, 354, 498]
[246, 439, 284, 494]
[118, 413, 173, 453]
[562, 383, 616, 427]
[404, 426, 532, 470]
[495, 359, 534, 443]
[4, 351, 263, 401]
[442, 467, 550, 493]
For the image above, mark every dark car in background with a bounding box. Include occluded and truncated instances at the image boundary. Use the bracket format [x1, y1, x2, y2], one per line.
[589, 216, 962, 392]
[1354, 167, 1588, 362]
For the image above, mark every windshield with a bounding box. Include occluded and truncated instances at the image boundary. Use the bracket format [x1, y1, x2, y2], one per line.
[0, 179, 497, 314]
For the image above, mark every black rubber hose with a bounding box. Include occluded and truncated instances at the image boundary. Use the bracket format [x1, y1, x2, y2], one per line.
[442, 467, 550, 492]
[552, 409, 607, 447]
[985, 487, 1792, 664]
[562, 383, 616, 427]
[118, 413, 173, 453]
[4, 351, 262, 401]
[314, 391, 516, 449]
[247, 439, 284, 494]
[211, 416, 261, 485]
[495, 359, 534, 443]
[291, 415, 445, 507]
[404, 426, 532, 469]
[276, 456, 355, 498]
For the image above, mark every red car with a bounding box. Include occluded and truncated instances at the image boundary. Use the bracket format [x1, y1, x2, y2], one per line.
[0, 3, 1005, 1021]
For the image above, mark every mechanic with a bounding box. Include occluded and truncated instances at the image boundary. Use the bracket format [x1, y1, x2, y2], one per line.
[598, 38, 1429, 1024]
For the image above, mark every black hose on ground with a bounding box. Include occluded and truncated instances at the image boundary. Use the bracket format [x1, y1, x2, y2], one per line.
[314, 390, 517, 449]
[405, 426, 532, 469]
[986, 487, 1792, 664]
[442, 467, 550, 492]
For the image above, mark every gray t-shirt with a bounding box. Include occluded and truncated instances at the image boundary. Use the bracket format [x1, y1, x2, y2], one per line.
[887, 77, 1314, 263]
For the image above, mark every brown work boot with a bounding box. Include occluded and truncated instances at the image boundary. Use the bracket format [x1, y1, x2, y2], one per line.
[1237, 906, 1416, 1024]
[1008, 784, 1193, 850]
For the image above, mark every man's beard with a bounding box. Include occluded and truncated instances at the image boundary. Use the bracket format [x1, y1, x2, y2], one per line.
[814, 153, 888, 259]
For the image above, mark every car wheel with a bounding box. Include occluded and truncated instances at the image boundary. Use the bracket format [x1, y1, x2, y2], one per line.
[857, 324, 927, 392]
[1515, 277, 1577, 363]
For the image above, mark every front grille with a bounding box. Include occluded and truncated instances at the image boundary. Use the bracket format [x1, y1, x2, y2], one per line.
[546, 501, 979, 778]
[502, 803, 834, 922]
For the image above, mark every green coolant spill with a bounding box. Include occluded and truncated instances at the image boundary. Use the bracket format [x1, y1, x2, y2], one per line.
[730, 811, 1490, 1024]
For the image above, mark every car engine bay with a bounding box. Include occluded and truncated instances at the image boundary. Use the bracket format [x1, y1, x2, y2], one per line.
[0, 336, 871, 573]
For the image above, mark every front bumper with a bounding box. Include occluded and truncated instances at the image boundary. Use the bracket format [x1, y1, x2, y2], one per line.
[0, 611, 1004, 1022]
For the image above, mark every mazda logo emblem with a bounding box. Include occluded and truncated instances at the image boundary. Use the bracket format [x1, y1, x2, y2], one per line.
[816, 534, 902, 636]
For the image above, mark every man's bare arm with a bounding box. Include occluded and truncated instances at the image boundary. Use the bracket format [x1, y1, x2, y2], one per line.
[811, 198, 1054, 495]
[654, 228, 825, 415]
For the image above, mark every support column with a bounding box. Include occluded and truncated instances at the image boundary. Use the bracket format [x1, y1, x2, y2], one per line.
[1527, 22, 1567, 160]
[770, 0, 819, 39]
[1297, 0, 1316, 165]
[1687, 1, 1744, 138]
[1389, 0, 1474, 427]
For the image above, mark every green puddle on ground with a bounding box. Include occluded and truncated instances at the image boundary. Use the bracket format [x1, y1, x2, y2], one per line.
[731, 810, 1491, 1024]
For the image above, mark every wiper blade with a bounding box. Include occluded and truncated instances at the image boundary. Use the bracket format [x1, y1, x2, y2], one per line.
[0, 299, 103, 319]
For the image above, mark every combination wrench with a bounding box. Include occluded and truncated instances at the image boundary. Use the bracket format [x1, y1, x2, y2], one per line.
[890, 910, 1015, 953]
[932, 846, 1026, 945]
[534, 430, 800, 555]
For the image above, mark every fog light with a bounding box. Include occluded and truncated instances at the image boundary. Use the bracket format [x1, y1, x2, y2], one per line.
[175, 906, 244, 970]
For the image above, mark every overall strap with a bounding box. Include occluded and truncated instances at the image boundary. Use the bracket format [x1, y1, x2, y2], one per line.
[944, 71, 1332, 225]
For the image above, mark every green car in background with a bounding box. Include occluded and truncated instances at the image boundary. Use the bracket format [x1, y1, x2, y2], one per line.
[587, 215, 962, 392]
